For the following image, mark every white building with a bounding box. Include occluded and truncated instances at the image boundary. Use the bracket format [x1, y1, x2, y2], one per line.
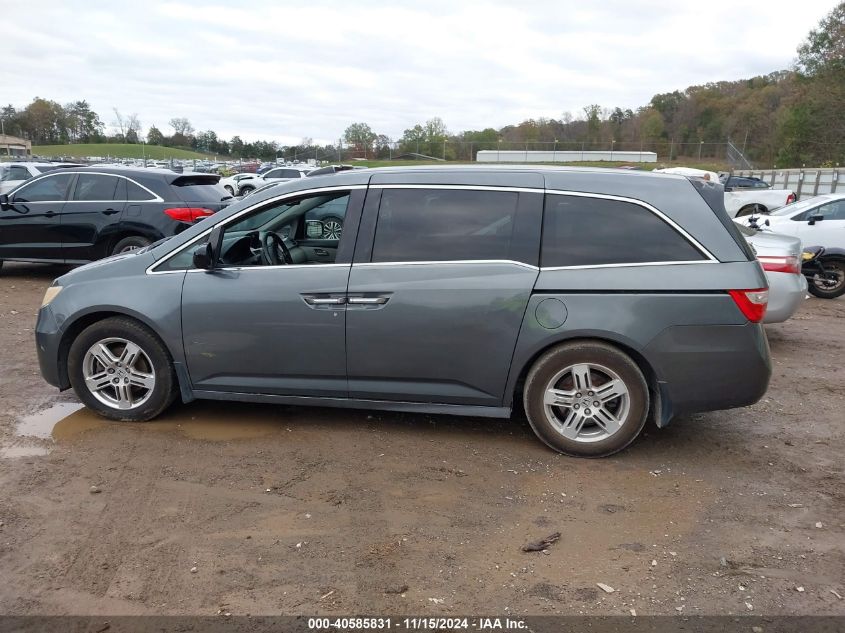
[476, 150, 657, 163]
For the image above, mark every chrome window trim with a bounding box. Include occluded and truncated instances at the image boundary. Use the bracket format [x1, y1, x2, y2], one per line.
[185, 263, 350, 274]
[146, 184, 367, 275]
[544, 189, 718, 262]
[27, 171, 164, 203]
[354, 259, 540, 270]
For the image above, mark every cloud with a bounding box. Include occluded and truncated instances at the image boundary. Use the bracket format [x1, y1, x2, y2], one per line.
[1, 0, 835, 144]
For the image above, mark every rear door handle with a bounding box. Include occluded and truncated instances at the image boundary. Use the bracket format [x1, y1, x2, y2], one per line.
[44, 211, 57, 218]
[302, 295, 346, 307]
[102, 208, 120, 215]
[347, 296, 389, 305]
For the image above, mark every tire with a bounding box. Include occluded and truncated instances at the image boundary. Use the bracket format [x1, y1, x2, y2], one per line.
[523, 341, 649, 457]
[224, 185, 235, 195]
[807, 258, 845, 299]
[112, 236, 152, 255]
[67, 317, 178, 422]
[736, 204, 766, 217]
[239, 185, 255, 195]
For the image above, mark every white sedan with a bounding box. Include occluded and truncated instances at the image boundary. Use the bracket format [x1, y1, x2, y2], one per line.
[737, 193, 845, 251]
[219, 173, 261, 196]
[237, 167, 311, 195]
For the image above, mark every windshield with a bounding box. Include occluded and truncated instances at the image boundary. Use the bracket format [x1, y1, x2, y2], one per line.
[770, 195, 830, 216]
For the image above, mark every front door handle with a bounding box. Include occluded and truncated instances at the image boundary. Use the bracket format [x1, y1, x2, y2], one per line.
[303, 296, 346, 305]
[44, 211, 57, 218]
[347, 296, 389, 305]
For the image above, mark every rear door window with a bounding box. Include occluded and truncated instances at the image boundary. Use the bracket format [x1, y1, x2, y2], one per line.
[541, 194, 706, 267]
[73, 174, 120, 201]
[371, 188, 520, 263]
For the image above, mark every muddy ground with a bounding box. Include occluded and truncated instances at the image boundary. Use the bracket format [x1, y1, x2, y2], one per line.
[0, 261, 842, 617]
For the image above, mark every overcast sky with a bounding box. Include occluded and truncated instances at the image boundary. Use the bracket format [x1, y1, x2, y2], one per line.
[2, 0, 837, 144]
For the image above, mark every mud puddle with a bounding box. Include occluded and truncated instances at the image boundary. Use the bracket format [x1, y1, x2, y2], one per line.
[2, 400, 292, 459]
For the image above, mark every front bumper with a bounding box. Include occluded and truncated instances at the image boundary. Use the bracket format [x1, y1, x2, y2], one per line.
[35, 305, 65, 389]
[763, 271, 807, 323]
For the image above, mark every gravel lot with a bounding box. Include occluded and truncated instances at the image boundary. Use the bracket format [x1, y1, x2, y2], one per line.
[0, 262, 843, 616]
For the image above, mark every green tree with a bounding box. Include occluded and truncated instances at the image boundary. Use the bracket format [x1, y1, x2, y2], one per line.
[343, 122, 377, 158]
[146, 125, 164, 145]
[797, 1, 845, 76]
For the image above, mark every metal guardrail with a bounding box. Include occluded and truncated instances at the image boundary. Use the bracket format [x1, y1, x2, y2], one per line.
[731, 168, 842, 197]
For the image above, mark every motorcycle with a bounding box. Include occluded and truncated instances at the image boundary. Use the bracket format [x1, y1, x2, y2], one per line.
[801, 246, 845, 299]
[746, 214, 845, 299]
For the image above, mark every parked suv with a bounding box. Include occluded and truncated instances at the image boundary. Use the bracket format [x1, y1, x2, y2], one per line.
[0, 167, 231, 267]
[35, 167, 771, 457]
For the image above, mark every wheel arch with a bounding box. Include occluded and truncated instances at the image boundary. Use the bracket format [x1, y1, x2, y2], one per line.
[507, 333, 666, 427]
[56, 309, 190, 401]
[102, 229, 161, 257]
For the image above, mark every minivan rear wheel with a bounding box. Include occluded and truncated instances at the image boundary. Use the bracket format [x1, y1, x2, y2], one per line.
[67, 317, 177, 421]
[523, 341, 648, 457]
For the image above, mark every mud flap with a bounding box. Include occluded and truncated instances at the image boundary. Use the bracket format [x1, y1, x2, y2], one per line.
[173, 361, 195, 403]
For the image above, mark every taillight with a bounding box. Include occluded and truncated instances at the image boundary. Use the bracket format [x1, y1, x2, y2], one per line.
[786, 193, 796, 205]
[728, 288, 769, 323]
[164, 207, 215, 222]
[758, 255, 801, 275]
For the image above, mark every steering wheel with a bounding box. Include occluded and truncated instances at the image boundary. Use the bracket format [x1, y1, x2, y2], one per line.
[261, 231, 293, 265]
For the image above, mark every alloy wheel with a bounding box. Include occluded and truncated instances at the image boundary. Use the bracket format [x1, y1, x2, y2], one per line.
[543, 363, 630, 443]
[82, 337, 156, 410]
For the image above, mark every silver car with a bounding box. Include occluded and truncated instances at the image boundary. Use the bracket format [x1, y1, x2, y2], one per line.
[741, 225, 807, 323]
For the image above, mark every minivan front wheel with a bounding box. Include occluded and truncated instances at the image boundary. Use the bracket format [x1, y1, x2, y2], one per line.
[68, 317, 177, 421]
[524, 341, 648, 457]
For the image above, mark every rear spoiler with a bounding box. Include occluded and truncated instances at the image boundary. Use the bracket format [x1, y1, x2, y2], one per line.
[169, 173, 221, 186]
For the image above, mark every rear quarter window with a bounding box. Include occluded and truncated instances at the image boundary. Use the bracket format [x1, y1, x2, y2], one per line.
[541, 194, 706, 267]
[170, 176, 229, 203]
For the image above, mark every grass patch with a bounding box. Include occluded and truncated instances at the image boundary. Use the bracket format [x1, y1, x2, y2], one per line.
[31, 143, 214, 160]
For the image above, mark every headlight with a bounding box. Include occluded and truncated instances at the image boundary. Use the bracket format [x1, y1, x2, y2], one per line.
[41, 285, 63, 307]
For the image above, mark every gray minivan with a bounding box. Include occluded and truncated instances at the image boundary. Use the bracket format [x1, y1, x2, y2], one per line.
[35, 166, 771, 457]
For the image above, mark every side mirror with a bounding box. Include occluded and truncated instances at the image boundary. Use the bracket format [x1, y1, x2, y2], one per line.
[192, 242, 215, 270]
[808, 214, 824, 226]
[0, 194, 9, 210]
[193, 226, 223, 270]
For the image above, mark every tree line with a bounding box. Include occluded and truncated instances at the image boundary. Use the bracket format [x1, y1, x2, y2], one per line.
[2, 2, 842, 166]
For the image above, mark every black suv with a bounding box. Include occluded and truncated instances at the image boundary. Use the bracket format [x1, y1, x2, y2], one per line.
[720, 175, 770, 191]
[0, 167, 231, 267]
